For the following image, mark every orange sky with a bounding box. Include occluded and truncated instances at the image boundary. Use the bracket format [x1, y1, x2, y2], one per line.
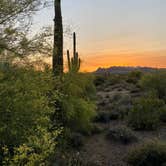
[79, 50, 166, 72]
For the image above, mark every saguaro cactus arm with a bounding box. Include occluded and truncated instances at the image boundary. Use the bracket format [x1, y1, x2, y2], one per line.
[66, 32, 81, 73]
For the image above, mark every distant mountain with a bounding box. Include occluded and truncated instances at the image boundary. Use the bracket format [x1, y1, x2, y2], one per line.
[95, 66, 165, 74]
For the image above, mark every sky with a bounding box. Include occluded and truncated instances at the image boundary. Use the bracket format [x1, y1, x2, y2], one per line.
[33, 0, 166, 71]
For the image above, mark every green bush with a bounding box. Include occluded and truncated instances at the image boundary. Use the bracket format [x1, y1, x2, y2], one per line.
[55, 73, 96, 134]
[0, 65, 96, 164]
[0, 66, 61, 165]
[126, 141, 166, 166]
[127, 71, 143, 84]
[107, 74, 123, 86]
[94, 75, 106, 86]
[107, 126, 137, 144]
[128, 96, 165, 130]
[109, 93, 132, 119]
[140, 71, 166, 102]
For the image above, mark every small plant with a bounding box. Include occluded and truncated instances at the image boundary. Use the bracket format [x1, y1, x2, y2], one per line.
[128, 96, 165, 130]
[140, 71, 166, 102]
[94, 75, 106, 86]
[109, 93, 132, 119]
[126, 141, 166, 166]
[126, 71, 143, 84]
[106, 126, 137, 144]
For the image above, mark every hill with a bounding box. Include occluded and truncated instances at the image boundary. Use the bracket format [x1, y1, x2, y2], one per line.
[95, 66, 165, 74]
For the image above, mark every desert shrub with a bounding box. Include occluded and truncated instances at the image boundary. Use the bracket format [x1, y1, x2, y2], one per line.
[127, 71, 143, 84]
[128, 96, 165, 130]
[94, 75, 106, 86]
[111, 93, 131, 106]
[55, 73, 96, 134]
[107, 126, 137, 144]
[106, 74, 123, 86]
[126, 141, 166, 166]
[55, 151, 84, 166]
[109, 93, 132, 119]
[0, 66, 61, 165]
[140, 71, 166, 102]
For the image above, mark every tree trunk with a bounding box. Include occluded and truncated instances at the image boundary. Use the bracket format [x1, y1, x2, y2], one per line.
[53, 0, 63, 75]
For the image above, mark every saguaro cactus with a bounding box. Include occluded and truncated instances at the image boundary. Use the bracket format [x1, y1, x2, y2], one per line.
[53, 0, 63, 75]
[67, 32, 81, 73]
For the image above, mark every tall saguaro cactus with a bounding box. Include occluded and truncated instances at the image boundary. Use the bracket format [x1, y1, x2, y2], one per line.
[67, 32, 81, 73]
[53, 0, 63, 75]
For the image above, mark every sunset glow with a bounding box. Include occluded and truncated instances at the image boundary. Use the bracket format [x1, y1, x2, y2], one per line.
[34, 0, 166, 72]
[80, 50, 166, 72]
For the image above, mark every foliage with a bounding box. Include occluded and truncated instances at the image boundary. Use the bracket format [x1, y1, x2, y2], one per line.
[126, 141, 166, 166]
[140, 71, 166, 102]
[0, 65, 61, 165]
[94, 75, 106, 86]
[0, 0, 52, 59]
[55, 73, 96, 134]
[126, 71, 143, 84]
[128, 96, 165, 130]
[107, 126, 137, 144]
[94, 74, 123, 87]
[110, 93, 132, 119]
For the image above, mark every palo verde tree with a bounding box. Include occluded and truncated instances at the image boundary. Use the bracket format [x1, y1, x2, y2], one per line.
[0, 0, 52, 61]
[53, 0, 63, 75]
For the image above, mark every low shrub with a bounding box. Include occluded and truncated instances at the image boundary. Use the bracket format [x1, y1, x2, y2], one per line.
[94, 75, 106, 86]
[126, 71, 143, 84]
[128, 96, 165, 130]
[106, 126, 137, 144]
[0, 66, 61, 165]
[140, 71, 166, 102]
[126, 141, 166, 166]
[109, 93, 132, 119]
[106, 74, 123, 86]
[56, 73, 96, 134]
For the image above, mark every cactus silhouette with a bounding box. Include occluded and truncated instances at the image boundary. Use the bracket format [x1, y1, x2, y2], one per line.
[67, 32, 81, 73]
[53, 0, 63, 75]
